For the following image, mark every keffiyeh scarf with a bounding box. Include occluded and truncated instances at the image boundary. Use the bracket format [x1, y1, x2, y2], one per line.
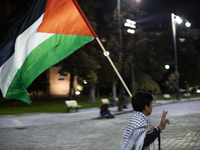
[121, 111, 154, 150]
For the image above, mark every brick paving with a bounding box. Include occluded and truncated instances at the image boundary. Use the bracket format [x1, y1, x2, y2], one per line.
[150, 106, 200, 150]
[0, 99, 200, 150]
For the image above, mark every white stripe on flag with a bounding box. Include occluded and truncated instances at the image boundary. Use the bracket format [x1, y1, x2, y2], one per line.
[0, 14, 53, 96]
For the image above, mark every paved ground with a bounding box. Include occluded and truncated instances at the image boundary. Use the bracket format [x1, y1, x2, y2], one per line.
[0, 98, 200, 150]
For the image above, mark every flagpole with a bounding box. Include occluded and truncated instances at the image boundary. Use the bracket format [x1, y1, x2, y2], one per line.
[96, 37, 132, 98]
[73, 0, 132, 98]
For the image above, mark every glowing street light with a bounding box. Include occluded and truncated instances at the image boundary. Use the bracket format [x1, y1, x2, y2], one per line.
[165, 65, 170, 70]
[185, 21, 191, 27]
[124, 19, 136, 34]
[124, 18, 136, 94]
[175, 16, 183, 24]
[171, 13, 191, 100]
[124, 19, 136, 28]
[127, 29, 135, 34]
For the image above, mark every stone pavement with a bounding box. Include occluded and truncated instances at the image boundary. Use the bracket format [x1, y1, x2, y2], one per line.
[0, 97, 200, 150]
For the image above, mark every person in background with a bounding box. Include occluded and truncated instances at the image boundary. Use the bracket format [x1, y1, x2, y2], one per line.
[100, 104, 114, 118]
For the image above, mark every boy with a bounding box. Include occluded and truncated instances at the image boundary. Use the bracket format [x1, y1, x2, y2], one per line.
[121, 91, 170, 150]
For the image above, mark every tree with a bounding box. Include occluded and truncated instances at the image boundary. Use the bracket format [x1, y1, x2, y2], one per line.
[177, 32, 200, 88]
[77, 44, 101, 102]
[165, 71, 180, 95]
[27, 70, 49, 99]
[58, 0, 101, 102]
[58, 44, 100, 102]
[95, 33, 120, 100]
[106, 34, 121, 100]
[135, 74, 161, 93]
[100, 0, 139, 110]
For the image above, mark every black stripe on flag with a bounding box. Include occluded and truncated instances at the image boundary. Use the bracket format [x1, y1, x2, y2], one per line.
[0, 0, 48, 67]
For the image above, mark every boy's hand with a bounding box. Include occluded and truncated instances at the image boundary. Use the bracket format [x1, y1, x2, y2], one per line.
[158, 110, 170, 131]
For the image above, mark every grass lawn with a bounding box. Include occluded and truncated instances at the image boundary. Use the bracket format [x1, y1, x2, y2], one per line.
[0, 96, 114, 115]
[0, 94, 199, 115]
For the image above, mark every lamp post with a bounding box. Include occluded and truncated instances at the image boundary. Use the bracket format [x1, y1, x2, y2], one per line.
[117, 0, 125, 111]
[171, 13, 191, 100]
[124, 19, 136, 94]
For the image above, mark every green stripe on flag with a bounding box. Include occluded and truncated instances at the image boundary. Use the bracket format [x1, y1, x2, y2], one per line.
[5, 34, 94, 104]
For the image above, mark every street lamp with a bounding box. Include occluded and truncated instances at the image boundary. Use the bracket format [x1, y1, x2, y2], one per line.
[165, 64, 170, 70]
[117, 0, 125, 111]
[124, 19, 136, 94]
[185, 21, 191, 27]
[171, 13, 191, 100]
[124, 19, 136, 34]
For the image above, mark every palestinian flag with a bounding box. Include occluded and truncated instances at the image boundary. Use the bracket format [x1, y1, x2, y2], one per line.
[0, 0, 97, 104]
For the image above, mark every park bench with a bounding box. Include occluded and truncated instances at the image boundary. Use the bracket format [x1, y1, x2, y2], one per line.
[65, 100, 82, 112]
[184, 93, 191, 98]
[101, 99, 110, 104]
[163, 94, 171, 100]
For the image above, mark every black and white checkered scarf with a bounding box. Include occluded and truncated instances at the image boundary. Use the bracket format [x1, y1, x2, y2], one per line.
[121, 111, 154, 150]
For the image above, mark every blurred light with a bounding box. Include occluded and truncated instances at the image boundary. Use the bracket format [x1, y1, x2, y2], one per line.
[103, 51, 110, 56]
[83, 80, 87, 84]
[100, 38, 106, 42]
[135, 0, 141, 3]
[165, 65, 170, 69]
[77, 85, 83, 91]
[175, 16, 182, 24]
[124, 19, 136, 28]
[179, 38, 185, 42]
[76, 91, 81, 95]
[126, 19, 136, 24]
[185, 22, 191, 27]
[197, 89, 200, 93]
[127, 29, 135, 34]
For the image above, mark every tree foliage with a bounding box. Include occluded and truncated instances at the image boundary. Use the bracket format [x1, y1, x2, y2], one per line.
[165, 71, 180, 93]
[58, 0, 101, 102]
[2, 0, 200, 101]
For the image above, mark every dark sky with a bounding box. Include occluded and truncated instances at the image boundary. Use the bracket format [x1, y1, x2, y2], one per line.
[98, 0, 200, 29]
[139, 0, 200, 29]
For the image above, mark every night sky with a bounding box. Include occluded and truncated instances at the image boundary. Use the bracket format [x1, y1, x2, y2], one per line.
[140, 0, 200, 29]
[98, 0, 200, 29]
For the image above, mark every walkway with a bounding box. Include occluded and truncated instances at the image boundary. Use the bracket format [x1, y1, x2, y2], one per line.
[0, 97, 199, 150]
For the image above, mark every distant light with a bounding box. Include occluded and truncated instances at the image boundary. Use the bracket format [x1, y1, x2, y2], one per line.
[135, 0, 141, 3]
[83, 80, 87, 84]
[103, 51, 110, 56]
[165, 65, 170, 69]
[124, 19, 136, 28]
[126, 19, 136, 24]
[175, 16, 182, 24]
[185, 22, 191, 27]
[101, 38, 106, 42]
[76, 91, 81, 95]
[179, 38, 185, 42]
[124, 22, 135, 28]
[197, 89, 200, 93]
[127, 29, 135, 34]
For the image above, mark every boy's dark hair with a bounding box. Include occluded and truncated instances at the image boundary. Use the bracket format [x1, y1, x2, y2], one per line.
[131, 91, 153, 112]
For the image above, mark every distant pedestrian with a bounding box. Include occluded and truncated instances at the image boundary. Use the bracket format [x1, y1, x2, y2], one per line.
[121, 91, 170, 150]
[100, 104, 114, 118]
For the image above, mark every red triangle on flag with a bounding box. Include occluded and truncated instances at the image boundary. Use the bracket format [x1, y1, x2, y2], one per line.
[37, 0, 94, 37]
